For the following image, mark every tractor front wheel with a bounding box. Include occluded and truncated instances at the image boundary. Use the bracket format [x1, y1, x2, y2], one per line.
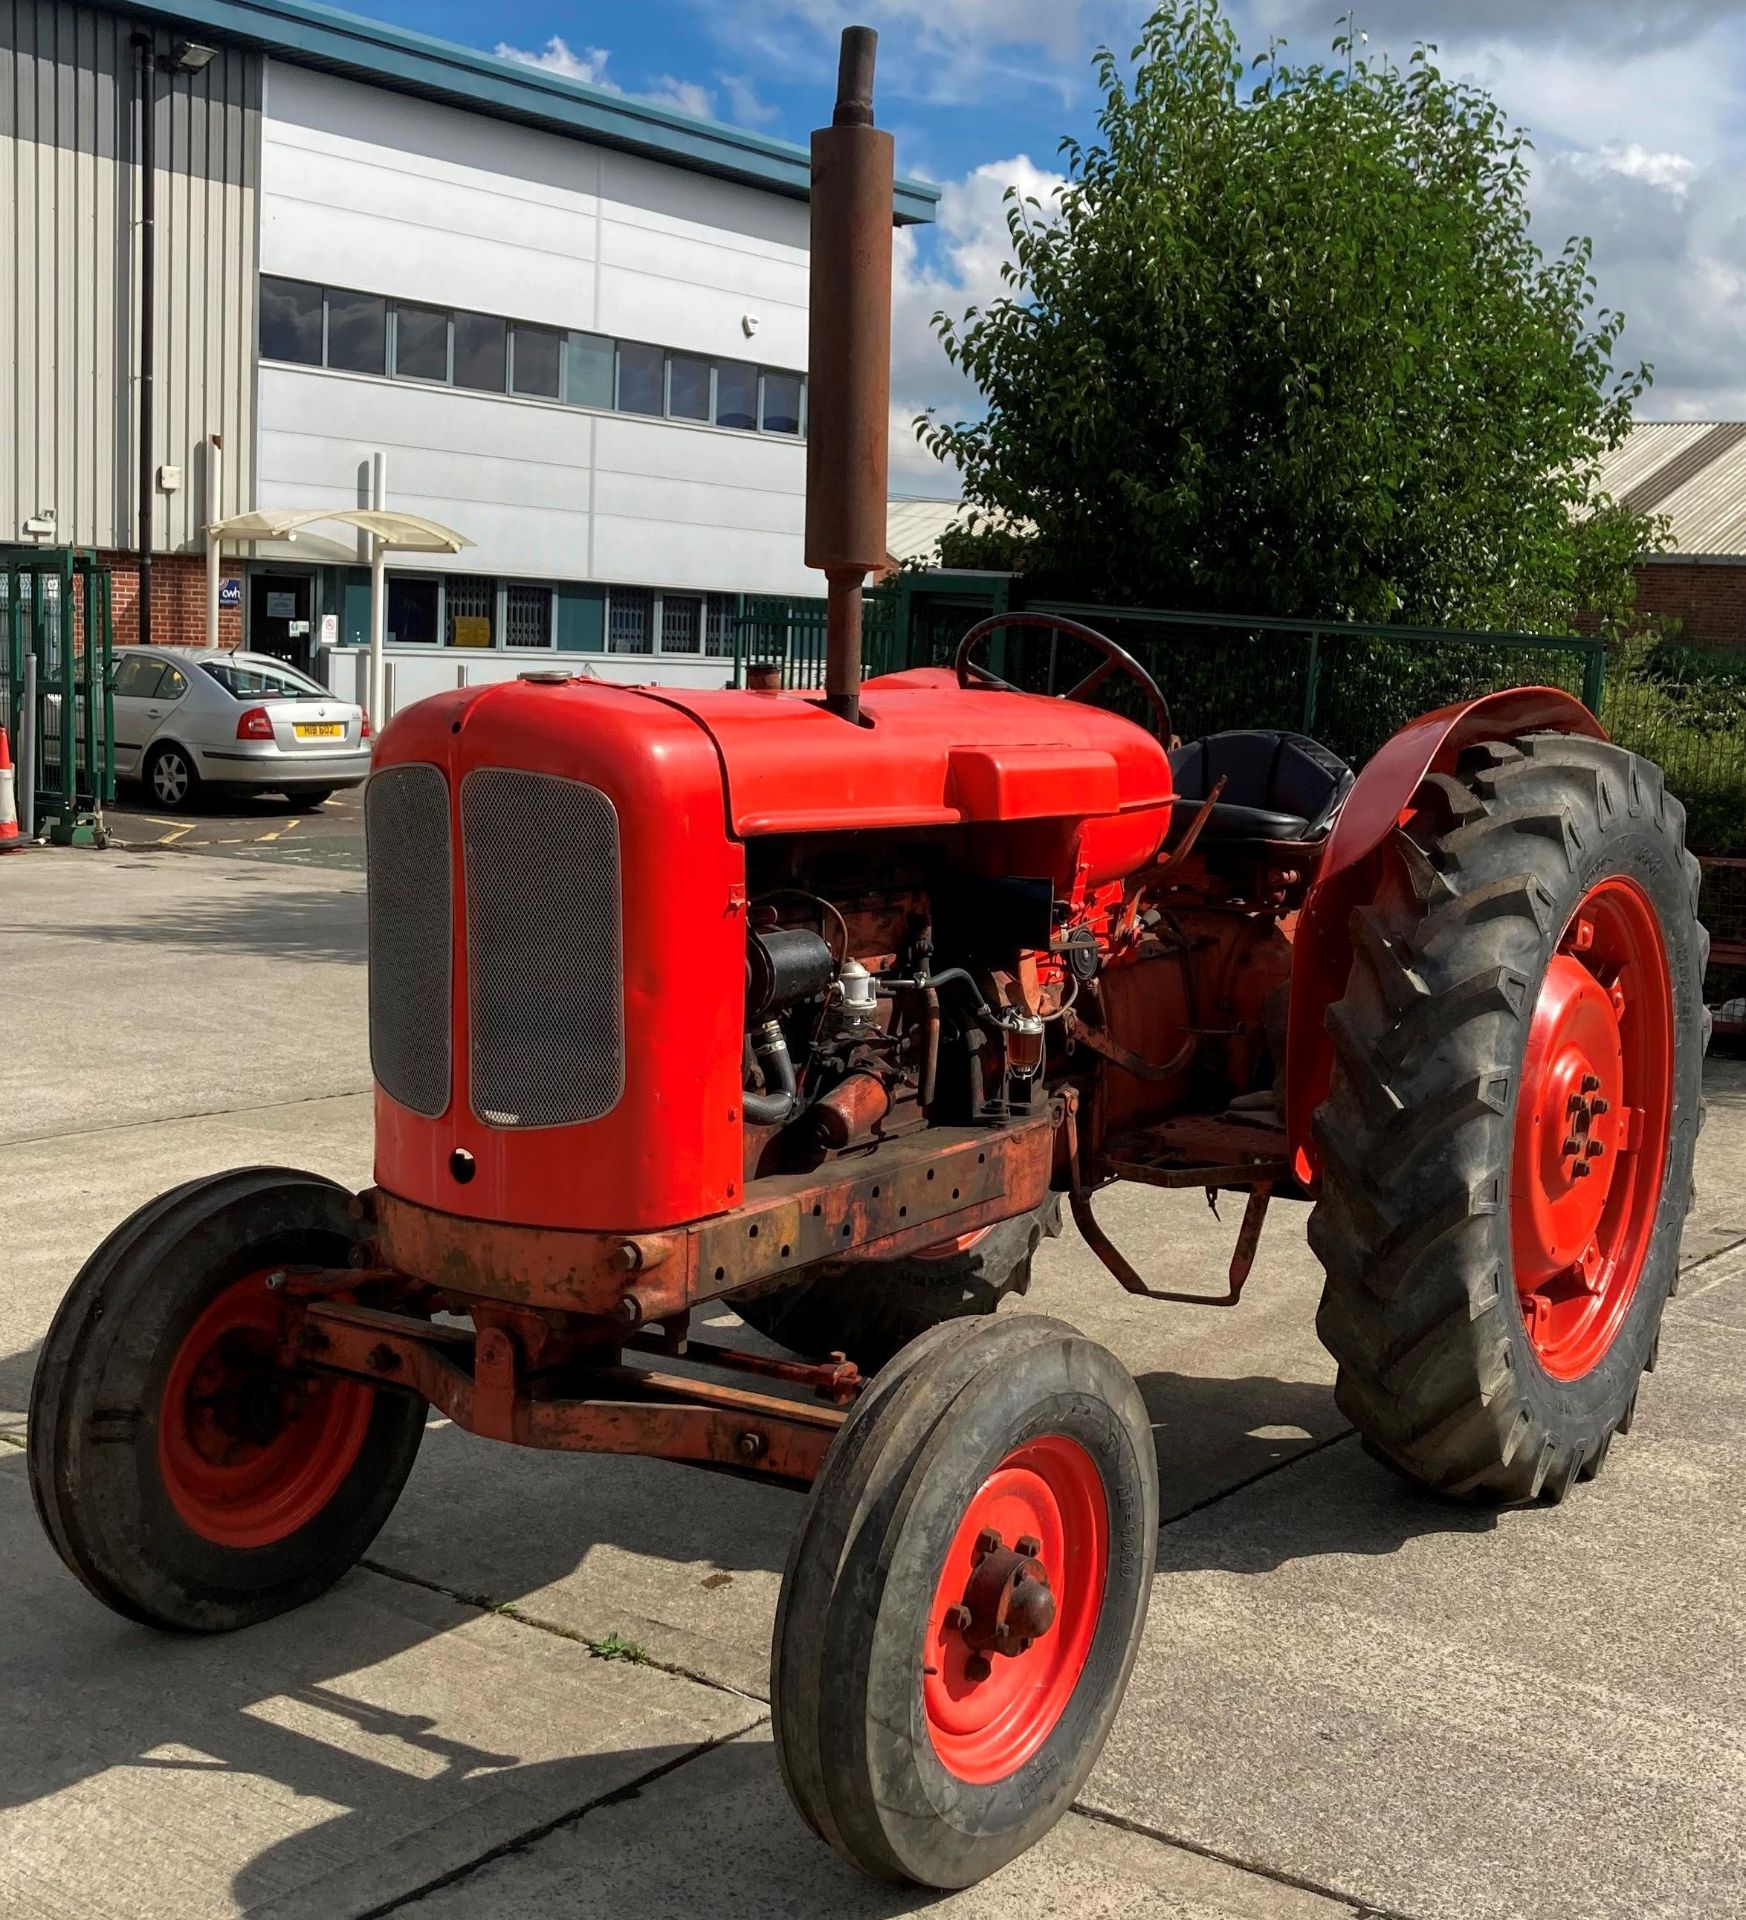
[1310, 733, 1706, 1503]
[28, 1167, 427, 1631]
[771, 1312, 1156, 1886]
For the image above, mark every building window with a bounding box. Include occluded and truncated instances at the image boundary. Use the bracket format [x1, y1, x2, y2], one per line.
[446, 575, 495, 647]
[660, 593, 703, 654]
[262, 279, 807, 439]
[512, 324, 563, 399]
[616, 343, 665, 416]
[608, 587, 652, 653]
[260, 277, 323, 365]
[566, 332, 615, 409]
[387, 577, 440, 645]
[506, 583, 553, 649]
[326, 290, 387, 374]
[762, 371, 803, 435]
[715, 360, 758, 431]
[393, 303, 450, 382]
[667, 354, 712, 423]
[705, 593, 737, 658]
[453, 312, 507, 392]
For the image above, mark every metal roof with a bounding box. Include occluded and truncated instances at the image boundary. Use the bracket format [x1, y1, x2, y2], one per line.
[1598, 421, 1746, 560]
[102, 0, 940, 225]
[886, 499, 976, 566]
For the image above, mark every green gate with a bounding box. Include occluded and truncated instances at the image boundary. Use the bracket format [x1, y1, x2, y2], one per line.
[1, 546, 116, 841]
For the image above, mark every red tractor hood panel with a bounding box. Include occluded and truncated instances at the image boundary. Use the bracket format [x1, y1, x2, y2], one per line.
[643, 669, 1174, 836]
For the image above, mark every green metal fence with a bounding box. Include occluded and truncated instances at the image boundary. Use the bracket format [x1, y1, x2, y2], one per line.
[727, 571, 1746, 866]
[1, 546, 116, 839]
[733, 591, 902, 688]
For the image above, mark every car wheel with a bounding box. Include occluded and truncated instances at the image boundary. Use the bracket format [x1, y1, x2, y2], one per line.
[145, 744, 200, 812]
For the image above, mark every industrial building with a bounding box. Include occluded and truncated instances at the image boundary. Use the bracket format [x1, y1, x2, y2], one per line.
[2, 0, 937, 710]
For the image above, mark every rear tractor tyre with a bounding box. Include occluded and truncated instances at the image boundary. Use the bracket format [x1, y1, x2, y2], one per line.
[772, 1312, 1157, 1887]
[734, 1198, 1062, 1373]
[1310, 733, 1707, 1503]
[28, 1167, 427, 1632]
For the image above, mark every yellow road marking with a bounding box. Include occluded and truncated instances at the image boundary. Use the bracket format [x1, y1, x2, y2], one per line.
[158, 824, 196, 845]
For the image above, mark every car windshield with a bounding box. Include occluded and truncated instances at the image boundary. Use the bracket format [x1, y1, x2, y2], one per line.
[199, 659, 333, 702]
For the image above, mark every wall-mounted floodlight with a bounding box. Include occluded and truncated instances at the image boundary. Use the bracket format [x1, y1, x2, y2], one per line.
[165, 39, 216, 72]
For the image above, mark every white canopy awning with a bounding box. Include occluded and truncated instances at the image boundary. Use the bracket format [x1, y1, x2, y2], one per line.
[206, 507, 473, 554]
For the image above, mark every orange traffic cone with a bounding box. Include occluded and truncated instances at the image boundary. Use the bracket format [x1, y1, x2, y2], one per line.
[0, 726, 20, 849]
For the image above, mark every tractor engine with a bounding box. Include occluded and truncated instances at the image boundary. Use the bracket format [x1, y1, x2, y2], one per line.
[361, 663, 1293, 1244]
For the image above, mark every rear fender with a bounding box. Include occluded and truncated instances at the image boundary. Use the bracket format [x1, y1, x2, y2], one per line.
[1285, 687, 1607, 1187]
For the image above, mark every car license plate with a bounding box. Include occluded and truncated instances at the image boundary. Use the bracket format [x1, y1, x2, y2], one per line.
[294, 722, 344, 739]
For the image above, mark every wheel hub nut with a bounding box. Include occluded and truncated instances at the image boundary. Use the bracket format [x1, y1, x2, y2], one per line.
[944, 1528, 1060, 1672]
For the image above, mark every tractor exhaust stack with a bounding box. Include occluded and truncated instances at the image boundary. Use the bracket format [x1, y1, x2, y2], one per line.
[806, 25, 894, 725]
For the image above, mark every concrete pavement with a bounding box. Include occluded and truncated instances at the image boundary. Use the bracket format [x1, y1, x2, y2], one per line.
[4, 844, 1745, 1918]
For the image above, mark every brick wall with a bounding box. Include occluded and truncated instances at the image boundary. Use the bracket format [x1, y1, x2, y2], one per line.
[1631, 560, 1746, 649]
[100, 551, 244, 650]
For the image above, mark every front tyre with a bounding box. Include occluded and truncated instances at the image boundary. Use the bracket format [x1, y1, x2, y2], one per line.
[28, 1167, 427, 1631]
[1310, 733, 1706, 1503]
[771, 1313, 1157, 1887]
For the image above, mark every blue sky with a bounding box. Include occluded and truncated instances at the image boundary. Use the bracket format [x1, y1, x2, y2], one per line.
[369, 1, 1746, 497]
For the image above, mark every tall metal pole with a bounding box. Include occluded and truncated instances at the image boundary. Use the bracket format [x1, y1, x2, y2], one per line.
[134, 34, 157, 650]
[369, 450, 388, 726]
[205, 435, 222, 648]
[805, 26, 893, 726]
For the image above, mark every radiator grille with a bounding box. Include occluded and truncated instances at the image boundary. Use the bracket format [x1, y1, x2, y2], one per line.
[462, 769, 624, 1128]
[366, 764, 453, 1117]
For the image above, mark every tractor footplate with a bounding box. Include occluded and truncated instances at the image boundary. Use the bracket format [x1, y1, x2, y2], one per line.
[1090, 1113, 1290, 1191]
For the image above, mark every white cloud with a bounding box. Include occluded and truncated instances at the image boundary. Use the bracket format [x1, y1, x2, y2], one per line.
[886, 155, 1067, 497]
[495, 35, 613, 86]
[643, 75, 717, 120]
[721, 74, 779, 127]
[493, 37, 741, 127]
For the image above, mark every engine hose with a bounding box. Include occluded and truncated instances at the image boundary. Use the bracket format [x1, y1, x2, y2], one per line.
[742, 1019, 801, 1127]
[919, 967, 997, 1021]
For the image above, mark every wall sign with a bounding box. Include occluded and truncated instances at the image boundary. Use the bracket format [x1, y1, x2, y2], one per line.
[319, 613, 338, 644]
[265, 590, 297, 619]
[452, 615, 492, 649]
[218, 577, 241, 607]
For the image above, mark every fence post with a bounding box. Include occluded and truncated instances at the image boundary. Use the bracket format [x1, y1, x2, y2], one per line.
[1580, 637, 1607, 716]
[1302, 630, 1323, 736]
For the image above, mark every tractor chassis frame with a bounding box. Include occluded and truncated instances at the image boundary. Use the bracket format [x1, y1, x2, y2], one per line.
[271, 1112, 1059, 1489]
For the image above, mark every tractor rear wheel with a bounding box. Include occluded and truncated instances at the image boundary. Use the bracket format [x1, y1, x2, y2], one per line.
[1310, 733, 1706, 1503]
[772, 1312, 1156, 1887]
[28, 1167, 427, 1631]
[733, 1199, 1061, 1373]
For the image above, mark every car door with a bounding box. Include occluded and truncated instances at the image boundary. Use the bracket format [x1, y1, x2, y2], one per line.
[109, 655, 168, 776]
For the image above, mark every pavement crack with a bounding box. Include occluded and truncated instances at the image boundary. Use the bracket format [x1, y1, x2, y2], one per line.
[3, 1084, 373, 1151]
[349, 1722, 766, 1919]
[358, 1557, 767, 1705]
[1069, 1801, 1419, 1919]
[1160, 1425, 1357, 1530]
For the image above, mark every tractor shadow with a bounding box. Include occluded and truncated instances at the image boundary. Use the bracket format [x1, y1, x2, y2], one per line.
[1137, 1366, 1500, 1574]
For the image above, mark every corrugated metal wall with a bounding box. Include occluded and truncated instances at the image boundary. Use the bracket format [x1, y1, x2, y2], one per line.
[0, 2, 258, 551]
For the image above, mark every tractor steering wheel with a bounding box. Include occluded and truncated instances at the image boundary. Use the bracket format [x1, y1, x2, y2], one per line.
[953, 612, 1173, 741]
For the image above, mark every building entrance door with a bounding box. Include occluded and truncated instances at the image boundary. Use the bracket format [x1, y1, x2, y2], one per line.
[249, 572, 315, 672]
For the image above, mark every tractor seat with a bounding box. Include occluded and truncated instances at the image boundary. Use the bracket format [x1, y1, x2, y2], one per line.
[1167, 730, 1354, 843]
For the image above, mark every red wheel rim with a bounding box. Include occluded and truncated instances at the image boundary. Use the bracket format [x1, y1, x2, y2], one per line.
[157, 1272, 375, 1548]
[923, 1434, 1108, 1785]
[1510, 876, 1674, 1381]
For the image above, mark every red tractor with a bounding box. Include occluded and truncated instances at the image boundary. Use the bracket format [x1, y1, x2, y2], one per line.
[30, 28, 1705, 1893]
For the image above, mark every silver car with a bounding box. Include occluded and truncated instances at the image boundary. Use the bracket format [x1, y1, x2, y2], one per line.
[110, 647, 372, 810]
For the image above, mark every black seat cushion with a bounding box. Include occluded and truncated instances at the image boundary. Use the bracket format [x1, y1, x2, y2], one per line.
[1167, 730, 1355, 843]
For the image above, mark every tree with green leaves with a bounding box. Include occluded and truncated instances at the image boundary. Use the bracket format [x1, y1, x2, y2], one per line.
[921, 2, 1660, 631]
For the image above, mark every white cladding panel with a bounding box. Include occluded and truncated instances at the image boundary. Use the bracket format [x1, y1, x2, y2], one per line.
[258, 365, 813, 593]
[257, 62, 812, 595]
